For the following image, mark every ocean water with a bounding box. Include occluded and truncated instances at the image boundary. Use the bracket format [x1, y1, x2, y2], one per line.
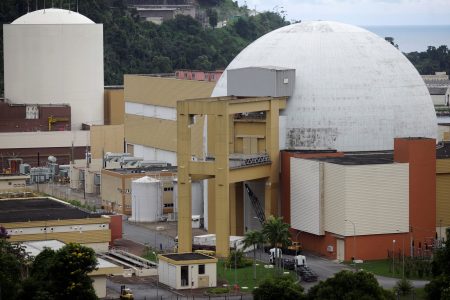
[363, 25, 450, 53]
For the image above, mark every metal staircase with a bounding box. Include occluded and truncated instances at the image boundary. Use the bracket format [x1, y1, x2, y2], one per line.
[244, 184, 266, 225]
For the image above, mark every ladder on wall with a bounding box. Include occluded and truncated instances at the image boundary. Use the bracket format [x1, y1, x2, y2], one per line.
[244, 184, 266, 225]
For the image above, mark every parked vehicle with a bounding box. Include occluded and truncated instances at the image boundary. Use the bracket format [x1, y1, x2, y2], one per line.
[120, 285, 134, 300]
[285, 241, 303, 255]
[269, 248, 283, 264]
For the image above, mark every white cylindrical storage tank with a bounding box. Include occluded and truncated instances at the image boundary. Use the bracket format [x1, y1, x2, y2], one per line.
[3, 8, 104, 129]
[131, 176, 161, 222]
[173, 180, 204, 216]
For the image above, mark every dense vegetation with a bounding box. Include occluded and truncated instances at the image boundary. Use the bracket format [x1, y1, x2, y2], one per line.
[0, 0, 288, 94]
[0, 0, 448, 97]
[425, 228, 450, 300]
[0, 232, 98, 300]
[405, 45, 450, 77]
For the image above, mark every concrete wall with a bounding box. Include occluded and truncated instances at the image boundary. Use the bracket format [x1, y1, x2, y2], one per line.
[437, 159, 450, 229]
[90, 125, 124, 159]
[104, 88, 124, 125]
[0, 176, 28, 190]
[0, 130, 90, 149]
[4, 24, 104, 129]
[91, 276, 107, 298]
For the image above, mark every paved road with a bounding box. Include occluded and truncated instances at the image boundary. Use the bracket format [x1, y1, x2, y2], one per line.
[123, 221, 177, 252]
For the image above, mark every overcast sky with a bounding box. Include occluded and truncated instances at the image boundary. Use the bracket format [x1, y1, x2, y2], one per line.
[235, 0, 450, 26]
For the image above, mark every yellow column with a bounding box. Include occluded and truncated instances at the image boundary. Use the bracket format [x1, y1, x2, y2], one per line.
[229, 183, 237, 236]
[235, 182, 244, 236]
[177, 101, 192, 253]
[207, 115, 216, 234]
[214, 103, 230, 258]
[264, 100, 280, 217]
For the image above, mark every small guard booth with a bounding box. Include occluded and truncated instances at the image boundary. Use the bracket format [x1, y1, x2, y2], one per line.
[158, 253, 217, 289]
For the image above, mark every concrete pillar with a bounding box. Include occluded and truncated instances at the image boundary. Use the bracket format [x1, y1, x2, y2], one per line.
[214, 103, 230, 258]
[264, 101, 280, 217]
[177, 101, 192, 253]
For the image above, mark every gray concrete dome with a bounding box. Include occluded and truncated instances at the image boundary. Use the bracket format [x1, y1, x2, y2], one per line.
[212, 21, 437, 151]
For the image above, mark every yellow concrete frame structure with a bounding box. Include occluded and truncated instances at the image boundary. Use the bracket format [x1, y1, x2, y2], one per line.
[177, 96, 286, 257]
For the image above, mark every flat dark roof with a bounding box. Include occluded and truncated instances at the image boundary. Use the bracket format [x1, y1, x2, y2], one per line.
[313, 153, 394, 165]
[162, 253, 215, 261]
[0, 198, 102, 223]
[437, 142, 450, 159]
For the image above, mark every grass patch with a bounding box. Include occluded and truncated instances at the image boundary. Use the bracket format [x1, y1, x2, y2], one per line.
[207, 287, 230, 294]
[394, 287, 426, 300]
[142, 248, 159, 262]
[352, 260, 432, 280]
[217, 259, 296, 292]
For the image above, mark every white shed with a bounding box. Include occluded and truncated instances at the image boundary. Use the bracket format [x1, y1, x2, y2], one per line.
[158, 253, 217, 290]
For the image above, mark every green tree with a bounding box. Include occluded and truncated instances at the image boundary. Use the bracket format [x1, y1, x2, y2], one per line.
[262, 215, 291, 270]
[207, 8, 218, 28]
[242, 230, 265, 280]
[0, 238, 24, 300]
[307, 270, 395, 300]
[253, 275, 305, 300]
[425, 228, 450, 300]
[20, 243, 98, 300]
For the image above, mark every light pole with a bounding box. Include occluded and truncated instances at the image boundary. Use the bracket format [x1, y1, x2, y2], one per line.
[396, 230, 405, 278]
[295, 230, 301, 280]
[234, 240, 237, 289]
[153, 252, 159, 299]
[345, 219, 356, 271]
[392, 240, 396, 274]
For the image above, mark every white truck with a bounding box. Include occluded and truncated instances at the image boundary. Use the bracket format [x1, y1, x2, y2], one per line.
[269, 248, 283, 264]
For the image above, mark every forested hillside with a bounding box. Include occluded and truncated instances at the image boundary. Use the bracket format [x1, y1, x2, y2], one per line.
[0, 0, 448, 97]
[0, 0, 287, 94]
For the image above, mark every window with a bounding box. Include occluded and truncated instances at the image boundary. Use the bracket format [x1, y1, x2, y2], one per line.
[199, 264, 205, 274]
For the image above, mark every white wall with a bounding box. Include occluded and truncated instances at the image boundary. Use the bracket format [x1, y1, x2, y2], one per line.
[290, 158, 323, 235]
[0, 130, 90, 149]
[323, 162, 409, 236]
[4, 24, 104, 128]
[133, 144, 177, 165]
[91, 276, 106, 298]
[432, 94, 447, 106]
[343, 163, 409, 236]
[125, 102, 176, 121]
[323, 163, 346, 236]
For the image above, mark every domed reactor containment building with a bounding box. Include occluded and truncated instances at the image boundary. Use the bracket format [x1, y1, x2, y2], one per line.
[213, 21, 437, 151]
[4, 8, 104, 128]
[0, 8, 105, 169]
[178, 21, 439, 260]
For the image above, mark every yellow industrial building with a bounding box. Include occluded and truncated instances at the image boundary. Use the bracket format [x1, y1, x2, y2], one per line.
[124, 74, 215, 163]
[177, 96, 286, 257]
[0, 197, 113, 252]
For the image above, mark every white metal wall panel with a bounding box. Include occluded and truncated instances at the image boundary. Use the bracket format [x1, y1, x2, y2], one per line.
[324, 163, 346, 236]
[132, 144, 177, 165]
[290, 158, 323, 235]
[125, 102, 177, 121]
[344, 163, 409, 236]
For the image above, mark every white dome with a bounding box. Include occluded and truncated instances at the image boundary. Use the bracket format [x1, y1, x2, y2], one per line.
[212, 21, 437, 151]
[12, 8, 94, 24]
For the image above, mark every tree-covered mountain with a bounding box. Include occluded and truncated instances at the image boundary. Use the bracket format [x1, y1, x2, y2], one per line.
[0, 0, 448, 96]
[0, 0, 288, 94]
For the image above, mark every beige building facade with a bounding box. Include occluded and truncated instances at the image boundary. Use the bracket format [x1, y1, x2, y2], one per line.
[124, 75, 216, 165]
